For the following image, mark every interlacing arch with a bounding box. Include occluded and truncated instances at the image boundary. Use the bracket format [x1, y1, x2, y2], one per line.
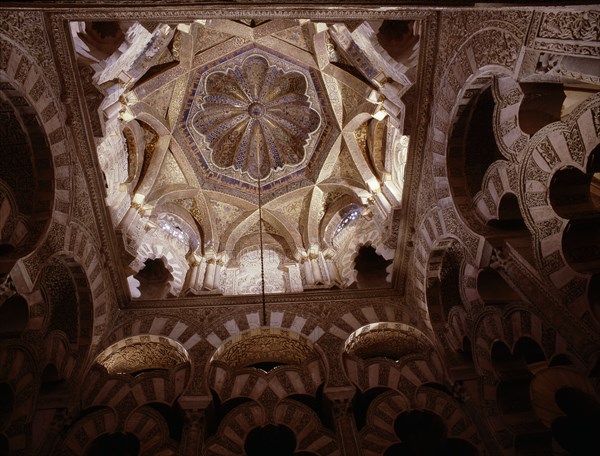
[205, 399, 338, 456]
[207, 327, 326, 407]
[0, 34, 73, 277]
[209, 359, 325, 405]
[34, 254, 96, 375]
[519, 93, 600, 313]
[491, 76, 529, 158]
[411, 20, 600, 452]
[468, 305, 592, 453]
[59, 404, 177, 455]
[40, 330, 76, 384]
[359, 387, 482, 455]
[0, 54, 56, 276]
[334, 220, 393, 287]
[342, 321, 452, 448]
[133, 237, 187, 297]
[60, 407, 118, 456]
[82, 362, 191, 410]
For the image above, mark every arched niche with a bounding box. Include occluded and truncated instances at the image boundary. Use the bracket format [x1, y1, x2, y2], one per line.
[374, 20, 419, 64]
[491, 341, 532, 411]
[552, 387, 600, 454]
[384, 409, 479, 456]
[447, 81, 505, 231]
[353, 244, 391, 289]
[94, 334, 190, 376]
[518, 83, 565, 135]
[206, 393, 256, 438]
[38, 256, 94, 358]
[121, 120, 145, 190]
[229, 230, 297, 276]
[72, 21, 126, 64]
[206, 399, 335, 456]
[325, 201, 361, 244]
[550, 144, 600, 220]
[476, 268, 520, 306]
[450, 335, 477, 382]
[426, 239, 466, 328]
[40, 363, 65, 395]
[548, 354, 574, 368]
[491, 193, 525, 230]
[145, 401, 184, 443]
[513, 337, 547, 372]
[32, 361, 70, 443]
[562, 218, 600, 274]
[244, 424, 297, 456]
[133, 257, 174, 299]
[519, 82, 599, 136]
[458, 336, 475, 367]
[352, 386, 394, 431]
[0, 293, 28, 337]
[230, 247, 287, 295]
[210, 327, 322, 371]
[491, 339, 550, 449]
[0, 382, 13, 430]
[86, 432, 140, 456]
[40, 258, 78, 345]
[589, 273, 600, 324]
[529, 366, 600, 454]
[0, 80, 54, 273]
[486, 192, 534, 262]
[549, 144, 600, 275]
[155, 210, 200, 253]
[530, 366, 598, 427]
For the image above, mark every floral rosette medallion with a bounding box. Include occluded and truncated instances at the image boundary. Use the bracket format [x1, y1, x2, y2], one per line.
[192, 54, 321, 180]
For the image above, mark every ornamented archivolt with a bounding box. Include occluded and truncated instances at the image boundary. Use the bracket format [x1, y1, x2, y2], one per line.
[191, 54, 321, 180]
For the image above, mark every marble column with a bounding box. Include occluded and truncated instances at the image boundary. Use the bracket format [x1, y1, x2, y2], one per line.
[325, 386, 361, 456]
[325, 256, 341, 284]
[204, 258, 216, 290]
[179, 396, 211, 455]
[310, 253, 323, 284]
[302, 257, 315, 285]
[182, 255, 204, 295]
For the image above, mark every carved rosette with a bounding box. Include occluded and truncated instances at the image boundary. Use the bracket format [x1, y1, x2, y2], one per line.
[192, 54, 320, 180]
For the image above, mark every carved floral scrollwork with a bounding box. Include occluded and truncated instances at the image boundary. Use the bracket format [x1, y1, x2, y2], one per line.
[539, 11, 600, 42]
[96, 338, 189, 374]
[213, 328, 318, 368]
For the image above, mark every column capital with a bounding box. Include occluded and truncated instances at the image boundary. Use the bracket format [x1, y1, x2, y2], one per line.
[178, 395, 212, 410]
[325, 385, 356, 414]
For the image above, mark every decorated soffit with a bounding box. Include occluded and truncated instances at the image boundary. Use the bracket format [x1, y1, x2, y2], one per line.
[73, 17, 420, 297]
[95, 335, 190, 375]
[211, 328, 319, 369]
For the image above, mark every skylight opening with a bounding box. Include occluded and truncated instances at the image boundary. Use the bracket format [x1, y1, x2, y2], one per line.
[158, 219, 189, 246]
[335, 206, 361, 236]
